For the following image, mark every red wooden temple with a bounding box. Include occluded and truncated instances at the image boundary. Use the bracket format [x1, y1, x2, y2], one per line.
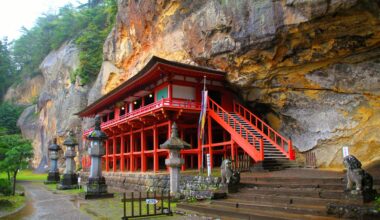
[78, 56, 295, 173]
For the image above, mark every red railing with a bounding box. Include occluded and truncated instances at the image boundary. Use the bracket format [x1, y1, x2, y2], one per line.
[233, 101, 295, 160]
[83, 98, 201, 136]
[208, 98, 264, 161]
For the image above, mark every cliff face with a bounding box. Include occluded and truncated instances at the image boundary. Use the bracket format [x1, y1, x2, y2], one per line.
[17, 43, 89, 169]
[15, 0, 380, 169]
[98, 0, 380, 168]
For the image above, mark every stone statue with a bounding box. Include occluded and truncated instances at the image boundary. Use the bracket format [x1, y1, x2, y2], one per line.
[221, 159, 233, 184]
[343, 155, 373, 191]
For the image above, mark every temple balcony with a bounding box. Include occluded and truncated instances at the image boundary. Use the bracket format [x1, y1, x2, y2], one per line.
[83, 98, 201, 136]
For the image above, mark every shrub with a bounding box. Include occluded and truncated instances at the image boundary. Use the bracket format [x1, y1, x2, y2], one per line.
[0, 178, 12, 196]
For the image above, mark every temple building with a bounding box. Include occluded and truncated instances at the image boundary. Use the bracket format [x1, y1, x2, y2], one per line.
[78, 56, 295, 173]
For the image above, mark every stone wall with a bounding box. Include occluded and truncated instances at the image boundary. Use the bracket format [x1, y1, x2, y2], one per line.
[80, 172, 220, 198]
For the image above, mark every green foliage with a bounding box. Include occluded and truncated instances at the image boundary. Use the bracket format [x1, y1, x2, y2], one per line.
[0, 179, 12, 196]
[376, 197, 380, 211]
[12, 0, 117, 85]
[0, 134, 33, 195]
[0, 39, 16, 101]
[0, 102, 24, 135]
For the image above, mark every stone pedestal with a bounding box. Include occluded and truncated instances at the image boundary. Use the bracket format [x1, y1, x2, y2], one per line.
[344, 190, 377, 204]
[160, 122, 191, 197]
[57, 131, 78, 190]
[45, 139, 61, 184]
[83, 115, 113, 199]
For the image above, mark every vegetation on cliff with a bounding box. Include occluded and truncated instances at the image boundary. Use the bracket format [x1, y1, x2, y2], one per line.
[0, 0, 117, 99]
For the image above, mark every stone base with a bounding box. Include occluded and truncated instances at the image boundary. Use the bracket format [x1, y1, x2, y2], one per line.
[82, 192, 114, 200]
[44, 172, 60, 184]
[57, 173, 78, 190]
[327, 203, 380, 219]
[344, 189, 377, 203]
[83, 177, 113, 199]
[219, 183, 239, 194]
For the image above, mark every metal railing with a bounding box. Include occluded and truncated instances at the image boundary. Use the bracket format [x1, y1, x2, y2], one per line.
[121, 191, 172, 219]
[233, 101, 295, 160]
[84, 98, 201, 136]
[208, 97, 264, 161]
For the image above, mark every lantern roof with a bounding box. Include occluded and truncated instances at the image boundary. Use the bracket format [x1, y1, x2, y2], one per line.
[86, 115, 108, 140]
[48, 138, 60, 151]
[63, 130, 78, 147]
[160, 122, 191, 150]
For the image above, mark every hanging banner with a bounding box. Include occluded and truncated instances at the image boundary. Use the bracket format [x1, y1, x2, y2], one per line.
[197, 90, 208, 140]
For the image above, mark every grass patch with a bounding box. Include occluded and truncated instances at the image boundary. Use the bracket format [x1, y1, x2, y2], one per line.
[44, 183, 84, 195]
[80, 193, 177, 219]
[0, 185, 26, 217]
[0, 170, 46, 182]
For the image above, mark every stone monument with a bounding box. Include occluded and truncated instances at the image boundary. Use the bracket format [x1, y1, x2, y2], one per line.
[57, 130, 78, 190]
[83, 115, 113, 199]
[44, 138, 61, 184]
[160, 122, 190, 196]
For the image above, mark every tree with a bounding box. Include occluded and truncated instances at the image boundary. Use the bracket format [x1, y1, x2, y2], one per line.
[0, 134, 33, 195]
[0, 38, 16, 101]
[0, 102, 24, 135]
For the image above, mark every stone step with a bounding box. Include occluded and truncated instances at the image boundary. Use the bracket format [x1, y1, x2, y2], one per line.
[240, 176, 344, 185]
[227, 193, 346, 206]
[238, 187, 344, 200]
[210, 199, 327, 216]
[241, 182, 344, 190]
[177, 202, 338, 220]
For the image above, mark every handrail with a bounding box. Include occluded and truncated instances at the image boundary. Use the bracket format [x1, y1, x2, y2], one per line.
[233, 101, 295, 160]
[208, 97, 264, 161]
[83, 98, 201, 136]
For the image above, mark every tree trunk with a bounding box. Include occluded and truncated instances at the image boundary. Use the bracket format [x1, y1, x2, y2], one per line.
[7, 171, 10, 181]
[12, 170, 17, 196]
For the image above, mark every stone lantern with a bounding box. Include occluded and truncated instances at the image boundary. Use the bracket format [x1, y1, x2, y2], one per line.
[44, 138, 61, 184]
[57, 130, 78, 190]
[160, 122, 191, 195]
[83, 115, 113, 199]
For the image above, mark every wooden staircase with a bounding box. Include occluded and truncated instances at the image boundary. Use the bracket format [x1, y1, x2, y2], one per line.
[208, 98, 296, 169]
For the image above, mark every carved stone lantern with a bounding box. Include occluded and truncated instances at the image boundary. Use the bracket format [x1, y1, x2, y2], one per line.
[160, 122, 191, 195]
[57, 130, 78, 190]
[44, 138, 61, 184]
[84, 115, 113, 199]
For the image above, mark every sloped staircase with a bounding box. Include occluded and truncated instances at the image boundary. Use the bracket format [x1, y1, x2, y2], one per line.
[178, 169, 380, 220]
[208, 98, 297, 170]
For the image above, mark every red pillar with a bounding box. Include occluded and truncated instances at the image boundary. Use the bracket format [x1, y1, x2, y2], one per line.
[208, 115, 213, 168]
[105, 139, 109, 172]
[231, 140, 235, 161]
[153, 125, 158, 172]
[120, 135, 125, 172]
[130, 133, 134, 172]
[113, 137, 116, 172]
[141, 128, 146, 172]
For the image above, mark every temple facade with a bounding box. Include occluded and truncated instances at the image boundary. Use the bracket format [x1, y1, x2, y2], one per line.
[78, 56, 295, 173]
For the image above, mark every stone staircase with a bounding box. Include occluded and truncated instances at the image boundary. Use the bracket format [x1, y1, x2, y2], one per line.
[177, 169, 380, 220]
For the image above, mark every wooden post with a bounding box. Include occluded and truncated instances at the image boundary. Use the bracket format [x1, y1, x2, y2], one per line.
[153, 125, 158, 172]
[120, 135, 125, 172]
[231, 140, 235, 161]
[105, 139, 109, 172]
[113, 136, 117, 172]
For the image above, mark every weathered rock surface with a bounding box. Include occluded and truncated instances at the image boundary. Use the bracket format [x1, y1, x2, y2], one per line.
[14, 0, 380, 169]
[17, 42, 88, 169]
[4, 75, 44, 105]
[96, 0, 379, 168]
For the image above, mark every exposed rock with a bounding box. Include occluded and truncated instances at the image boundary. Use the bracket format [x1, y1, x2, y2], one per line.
[17, 42, 88, 169]
[4, 75, 44, 105]
[97, 0, 380, 168]
[13, 0, 380, 169]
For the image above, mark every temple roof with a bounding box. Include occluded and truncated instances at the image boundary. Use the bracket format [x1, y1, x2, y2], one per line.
[77, 56, 226, 117]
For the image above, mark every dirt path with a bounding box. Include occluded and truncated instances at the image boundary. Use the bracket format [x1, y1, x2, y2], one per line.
[3, 182, 91, 220]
